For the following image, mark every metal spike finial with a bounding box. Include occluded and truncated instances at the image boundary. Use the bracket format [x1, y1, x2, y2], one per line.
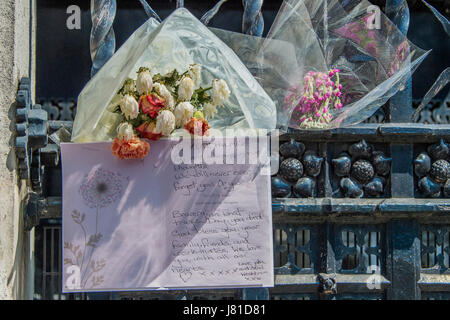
[201, 0, 228, 25]
[138, 0, 162, 22]
[385, 0, 412, 121]
[386, 0, 410, 35]
[242, 0, 264, 36]
[90, 0, 117, 77]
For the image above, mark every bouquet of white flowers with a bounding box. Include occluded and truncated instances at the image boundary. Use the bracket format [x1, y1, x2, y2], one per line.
[107, 65, 230, 159]
[71, 8, 276, 159]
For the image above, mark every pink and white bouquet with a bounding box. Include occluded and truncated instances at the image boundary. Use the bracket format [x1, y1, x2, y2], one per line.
[257, 0, 430, 129]
[284, 69, 343, 128]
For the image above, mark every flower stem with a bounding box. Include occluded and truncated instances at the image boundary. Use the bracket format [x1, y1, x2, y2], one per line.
[81, 206, 99, 287]
[79, 223, 87, 273]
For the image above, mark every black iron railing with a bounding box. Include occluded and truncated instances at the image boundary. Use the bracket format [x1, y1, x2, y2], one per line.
[20, 0, 450, 300]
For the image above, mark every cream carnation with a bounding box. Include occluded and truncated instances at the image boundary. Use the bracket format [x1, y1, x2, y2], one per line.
[153, 82, 175, 110]
[117, 122, 134, 140]
[155, 110, 176, 136]
[188, 64, 202, 86]
[136, 69, 153, 94]
[120, 94, 139, 120]
[212, 79, 230, 106]
[203, 102, 218, 119]
[174, 102, 194, 127]
[177, 76, 195, 101]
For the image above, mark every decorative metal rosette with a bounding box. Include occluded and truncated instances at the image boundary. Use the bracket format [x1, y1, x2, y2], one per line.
[332, 140, 391, 198]
[272, 139, 323, 198]
[415, 139, 450, 198]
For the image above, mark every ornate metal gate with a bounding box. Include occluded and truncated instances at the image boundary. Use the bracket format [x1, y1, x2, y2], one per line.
[19, 0, 450, 300]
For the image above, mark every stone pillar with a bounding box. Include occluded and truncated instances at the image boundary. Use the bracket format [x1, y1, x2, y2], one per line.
[0, 0, 34, 300]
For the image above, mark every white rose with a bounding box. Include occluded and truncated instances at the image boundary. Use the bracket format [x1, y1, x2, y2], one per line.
[177, 76, 195, 101]
[174, 102, 194, 127]
[212, 79, 230, 106]
[153, 82, 175, 110]
[155, 110, 176, 136]
[188, 64, 202, 86]
[117, 122, 134, 140]
[136, 69, 153, 94]
[120, 94, 139, 120]
[203, 102, 217, 119]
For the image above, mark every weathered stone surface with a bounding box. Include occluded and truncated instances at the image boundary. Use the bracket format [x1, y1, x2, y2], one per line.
[0, 0, 32, 300]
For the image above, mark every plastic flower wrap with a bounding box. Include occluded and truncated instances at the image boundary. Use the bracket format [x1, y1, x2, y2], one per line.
[71, 8, 276, 158]
[256, 0, 430, 129]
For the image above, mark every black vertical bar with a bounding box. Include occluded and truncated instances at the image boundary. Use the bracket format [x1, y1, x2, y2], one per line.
[378, 231, 381, 268]
[434, 231, 437, 267]
[385, 0, 416, 297]
[50, 227, 54, 300]
[240, 288, 270, 300]
[43, 227, 47, 299]
[302, 229, 306, 268]
[58, 227, 62, 300]
[319, 142, 332, 198]
[447, 231, 450, 268]
[390, 143, 414, 198]
[425, 231, 429, 268]
[278, 229, 281, 267]
[387, 99, 419, 297]
[318, 140, 334, 295]
[386, 0, 412, 123]
[386, 220, 421, 300]
[388, 80, 413, 122]
[321, 222, 335, 274]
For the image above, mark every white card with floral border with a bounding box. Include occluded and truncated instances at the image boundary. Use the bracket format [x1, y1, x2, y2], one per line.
[61, 137, 274, 292]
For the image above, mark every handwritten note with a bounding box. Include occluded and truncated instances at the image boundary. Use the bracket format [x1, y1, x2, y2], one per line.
[61, 137, 273, 292]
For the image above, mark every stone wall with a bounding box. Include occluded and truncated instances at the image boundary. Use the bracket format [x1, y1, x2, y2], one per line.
[0, 0, 34, 300]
